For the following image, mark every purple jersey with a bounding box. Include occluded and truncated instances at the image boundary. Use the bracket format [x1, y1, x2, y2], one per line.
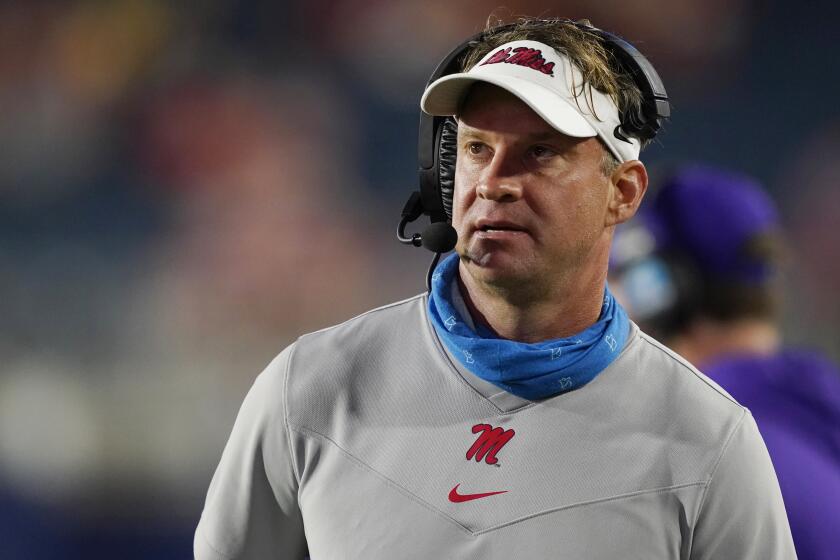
[702, 349, 840, 560]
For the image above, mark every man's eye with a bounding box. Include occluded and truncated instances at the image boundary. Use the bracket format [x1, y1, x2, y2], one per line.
[530, 145, 555, 158]
[467, 142, 486, 155]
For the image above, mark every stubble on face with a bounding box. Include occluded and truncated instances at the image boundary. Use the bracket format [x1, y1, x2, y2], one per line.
[458, 236, 576, 305]
[461, 245, 492, 268]
[456, 216, 554, 304]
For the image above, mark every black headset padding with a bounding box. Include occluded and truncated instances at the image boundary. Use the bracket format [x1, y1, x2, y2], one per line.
[437, 118, 458, 220]
[417, 29, 488, 224]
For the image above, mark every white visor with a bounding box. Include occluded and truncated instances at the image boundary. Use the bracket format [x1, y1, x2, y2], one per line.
[420, 40, 639, 163]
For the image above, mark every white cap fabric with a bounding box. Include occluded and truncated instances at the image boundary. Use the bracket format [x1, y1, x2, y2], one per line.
[420, 40, 639, 163]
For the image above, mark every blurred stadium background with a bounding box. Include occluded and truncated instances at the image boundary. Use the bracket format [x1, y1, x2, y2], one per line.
[0, 1, 837, 557]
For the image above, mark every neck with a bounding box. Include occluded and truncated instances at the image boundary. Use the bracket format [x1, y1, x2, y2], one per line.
[457, 261, 607, 343]
[669, 318, 781, 367]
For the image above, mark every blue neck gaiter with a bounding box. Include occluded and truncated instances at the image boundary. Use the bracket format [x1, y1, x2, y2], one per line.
[428, 253, 630, 400]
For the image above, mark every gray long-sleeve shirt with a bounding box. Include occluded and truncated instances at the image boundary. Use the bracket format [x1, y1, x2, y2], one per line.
[195, 294, 796, 559]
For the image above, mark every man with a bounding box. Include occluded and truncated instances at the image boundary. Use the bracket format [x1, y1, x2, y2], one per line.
[610, 165, 840, 559]
[195, 20, 796, 559]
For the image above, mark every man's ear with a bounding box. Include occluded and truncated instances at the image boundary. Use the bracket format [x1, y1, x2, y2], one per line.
[606, 160, 648, 227]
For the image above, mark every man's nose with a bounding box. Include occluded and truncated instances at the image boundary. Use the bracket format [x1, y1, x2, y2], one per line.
[476, 154, 523, 202]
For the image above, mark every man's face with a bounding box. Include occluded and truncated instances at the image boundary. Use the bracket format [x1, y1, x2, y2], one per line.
[452, 84, 616, 293]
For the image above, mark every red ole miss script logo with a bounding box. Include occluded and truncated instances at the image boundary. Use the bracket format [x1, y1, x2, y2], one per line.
[480, 47, 555, 76]
[467, 423, 515, 465]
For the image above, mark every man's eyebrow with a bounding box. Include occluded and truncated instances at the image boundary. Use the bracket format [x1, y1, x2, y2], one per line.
[525, 130, 567, 142]
[457, 123, 569, 143]
[456, 123, 483, 138]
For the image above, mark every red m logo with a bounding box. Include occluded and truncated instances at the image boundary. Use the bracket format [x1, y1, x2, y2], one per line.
[466, 424, 515, 465]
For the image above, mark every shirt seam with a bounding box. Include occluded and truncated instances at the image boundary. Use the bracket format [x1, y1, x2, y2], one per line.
[290, 423, 708, 537]
[284, 341, 302, 487]
[196, 526, 235, 560]
[638, 333, 742, 407]
[290, 424, 475, 535]
[475, 480, 707, 535]
[691, 408, 748, 534]
[297, 293, 426, 341]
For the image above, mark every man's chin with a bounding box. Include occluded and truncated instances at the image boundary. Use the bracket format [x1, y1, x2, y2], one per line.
[458, 249, 532, 287]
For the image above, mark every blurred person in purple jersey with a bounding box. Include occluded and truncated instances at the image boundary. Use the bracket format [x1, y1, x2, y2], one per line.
[610, 164, 840, 560]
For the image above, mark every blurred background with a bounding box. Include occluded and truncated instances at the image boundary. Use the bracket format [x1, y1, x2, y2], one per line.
[0, 0, 837, 557]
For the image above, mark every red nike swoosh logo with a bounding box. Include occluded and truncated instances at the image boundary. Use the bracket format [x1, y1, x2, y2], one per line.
[448, 483, 508, 503]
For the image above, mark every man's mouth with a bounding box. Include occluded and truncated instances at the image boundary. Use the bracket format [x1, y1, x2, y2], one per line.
[479, 226, 522, 232]
[475, 219, 527, 234]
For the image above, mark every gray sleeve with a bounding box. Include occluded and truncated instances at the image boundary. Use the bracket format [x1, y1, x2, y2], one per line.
[194, 345, 307, 560]
[690, 410, 797, 560]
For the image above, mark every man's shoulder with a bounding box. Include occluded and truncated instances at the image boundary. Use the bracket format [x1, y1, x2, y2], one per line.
[261, 293, 429, 382]
[296, 292, 428, 350]
[633, 328, 742, 407]
[614, 326, 747, 440]
[258, 294, 428, 382]
[282, 292, 431, 378]
[280, 293, 436, 425]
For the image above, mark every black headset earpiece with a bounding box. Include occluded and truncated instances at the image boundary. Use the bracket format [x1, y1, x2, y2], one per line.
[650, 253, 703, 339]
[591, 28, 670, 143]
[436, 118, 459, 221]
[609, 249, 703, 341]
[412, 29, 489, 227]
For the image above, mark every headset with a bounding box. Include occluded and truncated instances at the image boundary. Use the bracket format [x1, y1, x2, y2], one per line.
[397, 18, 671, 287]
[609, 242, 704, 341]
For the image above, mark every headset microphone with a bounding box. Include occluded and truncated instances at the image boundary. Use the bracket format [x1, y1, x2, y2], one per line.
[397, 191, 457, 253]
[420, 222, 458, 253]
[397, 190, 458, 290]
